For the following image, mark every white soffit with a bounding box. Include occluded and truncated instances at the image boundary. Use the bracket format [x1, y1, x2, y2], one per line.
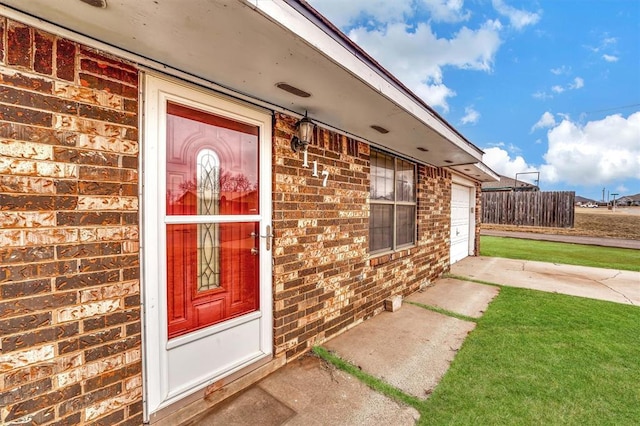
[0, 0, 483, 167]
[449, 162, 500, 182]
[253, 1, 481, 156]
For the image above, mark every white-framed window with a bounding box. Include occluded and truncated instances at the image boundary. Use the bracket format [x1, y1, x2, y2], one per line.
[369, 149, 416, 253]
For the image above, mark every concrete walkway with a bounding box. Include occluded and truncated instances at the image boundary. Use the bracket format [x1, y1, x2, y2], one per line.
[187, 355, 420, 425]
[183, 257, 639, 425]
[481, 229, 640, 250]
[451, 256, 640, 306]
[184, 278, 498, 425]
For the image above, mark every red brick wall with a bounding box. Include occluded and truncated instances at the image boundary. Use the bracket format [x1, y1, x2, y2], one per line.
[272, 113, 452, 359]
[0, 19, 142, 425]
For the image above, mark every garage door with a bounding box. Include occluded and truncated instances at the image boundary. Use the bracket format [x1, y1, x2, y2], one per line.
[450, 184, 471, 264]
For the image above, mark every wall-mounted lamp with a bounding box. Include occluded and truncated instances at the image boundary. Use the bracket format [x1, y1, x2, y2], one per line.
[80, 0, 107, 7]
[291, 113, 315, 152]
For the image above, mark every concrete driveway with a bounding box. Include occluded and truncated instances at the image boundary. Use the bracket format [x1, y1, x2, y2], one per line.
[451, 256, 640, 306]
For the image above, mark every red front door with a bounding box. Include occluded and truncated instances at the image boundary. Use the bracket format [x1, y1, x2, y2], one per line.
[165, 102, 260, 339]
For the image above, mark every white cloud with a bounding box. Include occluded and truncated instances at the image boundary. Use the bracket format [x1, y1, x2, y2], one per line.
[569, 77, 584, 89]
[550, 65, 571, 75]
[310, 0, 471, 26]
[306, 0, 412, 27]
[460, 106, 480, 125]
[507, 143, 522, 154]
[308, 1, 504, 111]
[487, 141, 505, 148]
[616, 184, 628, 193]
[491, 0, 541, 30]
[485, 112, 640, 188]
[602, 54, 619, 62]
[584, 34, 618, 55]
[531, 111, 556, 132]
[535, 77, 584, 100]
[540, 112, 640, 185]
[414, 83, 457, 111]
[348, 20, 502, 110]
[420, 0, 471, 23]
[483, 146, 537, 179]
[532, 91, 552, 100]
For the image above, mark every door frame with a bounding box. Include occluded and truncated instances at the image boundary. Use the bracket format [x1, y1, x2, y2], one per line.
[141, 73, 273, 418]
[450, 174, 476, 264]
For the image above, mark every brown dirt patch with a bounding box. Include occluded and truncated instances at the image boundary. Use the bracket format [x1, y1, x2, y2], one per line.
[483, 207, 640, 240]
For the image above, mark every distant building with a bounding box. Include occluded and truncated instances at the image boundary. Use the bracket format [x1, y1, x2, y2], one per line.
[617, 194, 640, 206]
[574, 195, 600, 207]
[575, 195, 595, 205]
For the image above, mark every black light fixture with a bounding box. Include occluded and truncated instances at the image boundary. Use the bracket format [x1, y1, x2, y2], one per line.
[80, 0, 107, 7]
[291, 112, 315, 152]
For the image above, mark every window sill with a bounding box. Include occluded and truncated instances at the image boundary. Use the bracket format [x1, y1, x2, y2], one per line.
[369, 245, 416, 267]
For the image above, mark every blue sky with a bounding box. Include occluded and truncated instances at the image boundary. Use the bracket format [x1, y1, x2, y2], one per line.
[307, 0, 640, 201]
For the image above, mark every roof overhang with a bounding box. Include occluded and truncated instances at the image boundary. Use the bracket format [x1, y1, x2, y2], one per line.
[449, 162, 500, 183]
[0, 0, 485, 169]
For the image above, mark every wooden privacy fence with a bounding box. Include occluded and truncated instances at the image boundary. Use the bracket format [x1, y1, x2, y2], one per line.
[482, 191, 575, 228]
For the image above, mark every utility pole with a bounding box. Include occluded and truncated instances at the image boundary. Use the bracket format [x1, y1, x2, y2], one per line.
[602, 187, 605, 202]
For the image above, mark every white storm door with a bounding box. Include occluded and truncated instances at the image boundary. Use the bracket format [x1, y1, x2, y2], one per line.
[450, 183, 471, 264]
[142, 74, 273, 416]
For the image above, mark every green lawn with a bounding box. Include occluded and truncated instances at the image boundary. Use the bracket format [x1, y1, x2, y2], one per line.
[480, 236, 640, 271]
[315, 236, 640, 424]
[419, 287, 640, 425]
[317, 287, 640, 425]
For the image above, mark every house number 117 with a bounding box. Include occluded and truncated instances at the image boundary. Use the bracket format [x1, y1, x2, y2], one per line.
[311, 161, 330, 187]
[302, 151, 330, 187]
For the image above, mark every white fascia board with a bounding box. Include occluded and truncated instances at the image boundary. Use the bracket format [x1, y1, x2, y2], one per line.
[250, 0, 483, 161]
[474, 162, 500, 181]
